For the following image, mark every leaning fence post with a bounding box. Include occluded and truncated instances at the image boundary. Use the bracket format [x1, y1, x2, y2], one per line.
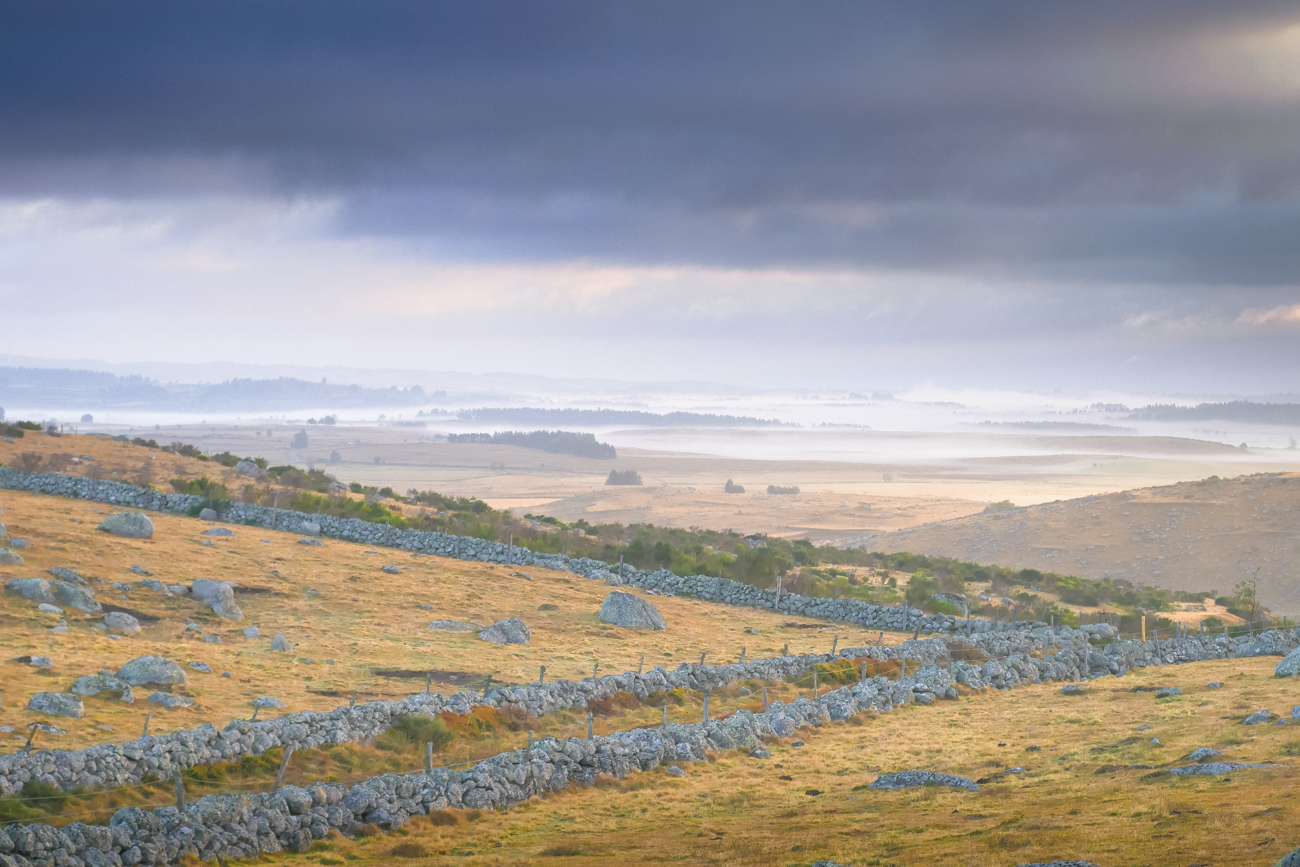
[831, 636, 838, 654]
[699, 651, 706, 667]
[782, 643, 788, 656]
[250, 706, 260, 722]
[539, 665, 546, 684]
[22, 724, 37, 754]
[593, 661, 599, 678]
[349, 689, 357, 708]
[738, 647, 746, 664]
[173, 766, 186, 809]
[142, 711, 152, 737]
[425, 672, 432, 695]
[425, 741, 434, 772]
[637, 654, 644, 674]
[812, 666, 818, 700]
[483, 674, 493, 697]
[273, 744, 295, 793]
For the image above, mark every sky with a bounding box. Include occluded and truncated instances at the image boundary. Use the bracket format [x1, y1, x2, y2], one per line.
[2, 1, 1299, 393]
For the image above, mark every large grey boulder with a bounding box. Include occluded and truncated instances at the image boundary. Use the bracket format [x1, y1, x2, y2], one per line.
[1243, 709, 1273, 725]
[252, 696, 286, 709]
[1275, 646, 1300, 677]
[27, 692, 85, 719]
[116, 655, 186, 686]
[301, 521, 321, 537]
[6, 577, 55, 604]
[234, 459, 262, 477]
[1168, 761, 1277, 775]
[867, 771, 979, 791]
[598, 590, 666, 630]
[191, 578, 244, 621]
[198, 508, 219, 521]
[480, 617, 531, 645]
[271, 634, 295, 652]
[53, 581, 101, 614]
[203, 527, 235, 537]
[0, 547, 23, 565]
[97, 512, 154, 539]
[104, 611, 141, 633]
[49, 566, 86, 584]
[148, 692, 196, 707]
[1275, 846, 1300, 867]
[70, 674, 134, 702]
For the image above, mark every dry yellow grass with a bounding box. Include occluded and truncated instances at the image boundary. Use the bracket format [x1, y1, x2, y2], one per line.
[0, 486, 895, 749]
[276, 657, 1300, 867]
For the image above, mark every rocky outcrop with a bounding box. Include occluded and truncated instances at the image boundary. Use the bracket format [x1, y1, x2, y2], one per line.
[96, 511, 154, 538]
[0, 546, 22, 565]
[6, 577, 55, 604]
[1275, 646, 1300, 677]
[867, 770, 979, 791]
[70, 674, 135, 702]
[599, 591, 666, 630]
[116, 656, 186, 687]
[191, 579, 243, 621]
[27, 692, 85, 719]
[480, 618, 530, 644]
[52, 581, 100, 614]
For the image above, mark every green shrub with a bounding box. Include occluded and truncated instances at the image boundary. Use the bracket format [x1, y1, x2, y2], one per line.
[606, 469, 642, 485]
[390, 715, 455, 753]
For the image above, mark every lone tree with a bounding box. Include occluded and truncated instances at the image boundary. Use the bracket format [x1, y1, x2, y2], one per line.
[292, 430, 309, 449]
[1232, 572, 1265, 625]
[724, 479, 745, 493]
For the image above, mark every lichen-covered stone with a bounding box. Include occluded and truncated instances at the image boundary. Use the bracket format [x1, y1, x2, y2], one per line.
[598, 590, 667, 630]
[97, 511, 154, 538]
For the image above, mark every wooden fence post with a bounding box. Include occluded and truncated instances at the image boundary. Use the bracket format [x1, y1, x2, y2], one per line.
[662, 700, 668, 728]
[425, 672, 432, 695]
[738, 647, 746, 664]
[593, 661, 599, 678]
[425, 741, 434, 772]
[860, 659, 867, 682]
[762, 686, 769, 712]
[22, 725, 37, 754]
[703, 687, 710, 722]
[273, 744, 295, 793]
[349, 689, 357, 708]
[586, 711, 593, 740]
[637, 654, 644, 674]
[483, 674, 493, 697]
[831, 636, 838, 654]
[539, 665, 546, 684]
[699, 651, 706, 667]
[142, 711, 152, 737]
[812, 666, 818, 700]
[173, 766, 186, 809]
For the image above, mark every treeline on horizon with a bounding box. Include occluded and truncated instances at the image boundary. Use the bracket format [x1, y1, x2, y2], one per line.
[455, 406, 785, 427]
[1129, 400, 1300, 425]
[447, 429, 616, 459]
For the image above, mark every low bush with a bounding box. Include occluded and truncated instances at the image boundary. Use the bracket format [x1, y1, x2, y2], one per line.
[606, 469, 643, 485]
[767, 484, 800, 495]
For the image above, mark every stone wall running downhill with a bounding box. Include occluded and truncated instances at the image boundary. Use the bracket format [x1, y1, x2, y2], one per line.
[2, 623, 1299, 867]
[0, 467, 1042, 636]
[2, 617, 1295, 799]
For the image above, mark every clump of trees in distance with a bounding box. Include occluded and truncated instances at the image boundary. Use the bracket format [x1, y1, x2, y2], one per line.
[606, 469, 642, 485]
[456, 406, 786, 427]
[724, 479, 745, 493]
[448, 430, 616, 459]
[767, 484, 799, 495]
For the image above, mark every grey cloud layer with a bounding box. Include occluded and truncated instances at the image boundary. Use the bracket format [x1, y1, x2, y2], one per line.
[3, 1, 1299, 283]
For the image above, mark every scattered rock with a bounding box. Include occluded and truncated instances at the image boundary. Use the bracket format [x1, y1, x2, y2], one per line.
[479, 617, 531, 645]
[1155, 687, 1183, 698]
[428, 620, 478, 632]
[116, 655, 186, 686]
[203, 635, 222, 644]
[104, 611, 141, 633]
[1136, 725, 1153, 731]
[666, 765, 685, 777]
[381, 564, 401, 575]
[129, 565, 153, 576]
[1293, 706, 1300, 722]
[111, 582, 133, 593]
[0, 547, 23, 565]
[271, 634, 295, 652]
[301, 521, 321, 537]
[1242, 710, 1273, 725]
[1167, 761, 1277, 775]
[252, 696, 287, 709]
[10, 538, 33, 549]
[38, 603, 64, 615]
[792, 739, 804, 747]
[203, 527, 235, 537]
[97, 512, 154, 539]
[49, 566, 86, 584]
[598, 590, 667, 630]
[148, 692, 196, 708]
[299, 537, 324, 546]
[27, 692, 85, 719]
[867, 771, 979, 792]
[16, 655, 54, 668]
[6, 577, 55, 604]
[198, 508, 219, 521]
[1186, 748, 1221, 761]
[750, 747, 772, 758]
[243, 626, 260, 638]
[69, 674, 134, 702]
[221, 671, 232, 678]
[1060, 685, 1086, 696]
[54, 581, 101, 613]
[168, 584, 191, 596]
[234, 459, 261, 477]
[188, 661, 212, 673]
[191, 578, 244, 621]
[1275, 646, 1300, 677]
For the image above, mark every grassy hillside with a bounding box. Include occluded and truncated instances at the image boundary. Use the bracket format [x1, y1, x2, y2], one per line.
[0, 488, 892, 750]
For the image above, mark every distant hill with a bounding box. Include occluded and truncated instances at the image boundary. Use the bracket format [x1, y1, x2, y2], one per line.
[976, 421, 1138, 434]
[455, 406, 786, 427]
[841, 472, 1300, 615]
[447, 430, 617, 459]
[1130, 401, 1300, 425]
[0, 366, 438, 412]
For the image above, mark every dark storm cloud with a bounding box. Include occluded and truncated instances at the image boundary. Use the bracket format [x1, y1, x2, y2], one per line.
[3, 0, 1300, 283]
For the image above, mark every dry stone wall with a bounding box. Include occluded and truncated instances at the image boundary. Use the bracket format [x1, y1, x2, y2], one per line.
[0, 467, 1039, 636]
[3, 623, 1299, 867]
